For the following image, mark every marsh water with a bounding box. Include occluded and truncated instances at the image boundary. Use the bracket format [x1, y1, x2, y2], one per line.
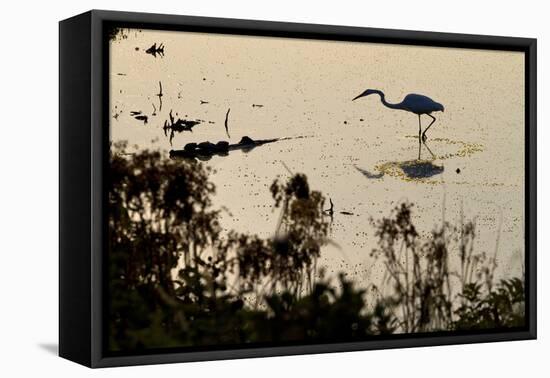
[109, 29, 525, 288]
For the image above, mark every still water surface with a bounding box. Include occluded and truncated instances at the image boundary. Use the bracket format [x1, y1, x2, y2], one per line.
[109, 29, 525, 288]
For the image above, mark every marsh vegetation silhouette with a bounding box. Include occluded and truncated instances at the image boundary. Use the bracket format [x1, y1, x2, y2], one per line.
[108, 144, 525, 352]
[163, 110, 202, 145]
[353, 89, 444, 142]
[145, 42, 165, 58]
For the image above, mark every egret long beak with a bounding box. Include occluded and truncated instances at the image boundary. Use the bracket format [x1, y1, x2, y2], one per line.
[352, 93, 364, 101]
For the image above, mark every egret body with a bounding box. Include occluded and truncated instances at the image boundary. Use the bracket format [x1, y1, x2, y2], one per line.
[353, 89, 444, 141]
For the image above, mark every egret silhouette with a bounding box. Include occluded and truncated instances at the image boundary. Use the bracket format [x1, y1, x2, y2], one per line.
[353, 89, 444, 142]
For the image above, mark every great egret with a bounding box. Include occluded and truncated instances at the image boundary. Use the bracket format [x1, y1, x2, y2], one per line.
[353, 89, 444, 141]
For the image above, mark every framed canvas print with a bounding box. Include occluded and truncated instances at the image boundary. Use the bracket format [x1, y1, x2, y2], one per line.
[59, 10, 536, 368]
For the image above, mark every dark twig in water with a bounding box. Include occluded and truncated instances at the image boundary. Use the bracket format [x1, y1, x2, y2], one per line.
[224, 108, 231, 138]
[200, 100, 209, 105]
[324, 198, 335, 223]
[340, 211, 354, 216]
[134, 115, 148, 124]
[128, 110, 148, 124]
[156, 81, 163, 112]
[280, 161, 294, 175]
[323, 197, 354, 218]
[152, 103, 157, 116]
[252, 104, 264, 108]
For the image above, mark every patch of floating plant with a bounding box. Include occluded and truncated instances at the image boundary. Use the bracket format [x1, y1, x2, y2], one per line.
[169, 135, 308, 161]
[356, 136, 484, 183]
[404, 136, 484, 160]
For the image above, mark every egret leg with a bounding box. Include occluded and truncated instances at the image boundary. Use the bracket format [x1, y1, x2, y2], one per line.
[423, 139, 435, 159]
[418, 115, 422, 159]
[422, 114, 437, 142]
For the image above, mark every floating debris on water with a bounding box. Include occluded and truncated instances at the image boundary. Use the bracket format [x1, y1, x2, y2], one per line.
[170, 141, 229, 161]
[112, 106, 122, 121]
[129, 110, 148, 124]
[323, 198, 355, 221]
[170, 136, 293, 161]
[145, 42, 164, 57]
[134, 115, 148, 124]
[456, 168, 461, 174]
[252, 104, 264, 108]
[163, 110, 202, 145]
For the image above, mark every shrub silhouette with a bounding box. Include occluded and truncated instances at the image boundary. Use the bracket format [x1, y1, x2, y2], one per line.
[108, 145, 525, 352]
[370, 202, 525, 333]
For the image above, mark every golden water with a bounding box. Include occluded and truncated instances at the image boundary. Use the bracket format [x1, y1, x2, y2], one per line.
[109, 29, 525, 287]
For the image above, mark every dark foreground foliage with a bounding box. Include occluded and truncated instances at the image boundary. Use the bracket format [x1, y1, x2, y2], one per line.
[370, 202, 525, 333]
[108, 145, 525, 352]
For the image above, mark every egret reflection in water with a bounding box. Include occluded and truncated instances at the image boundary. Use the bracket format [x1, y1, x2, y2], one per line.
[357, 159, 444, 181]
[398, 160, 444, 179]
[356, 140, 444, 181]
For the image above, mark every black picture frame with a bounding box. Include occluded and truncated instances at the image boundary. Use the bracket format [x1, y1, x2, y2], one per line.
[59, 9, 537, 368]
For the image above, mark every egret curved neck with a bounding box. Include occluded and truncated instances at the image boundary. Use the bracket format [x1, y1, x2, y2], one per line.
[372, 90, 404, 110]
